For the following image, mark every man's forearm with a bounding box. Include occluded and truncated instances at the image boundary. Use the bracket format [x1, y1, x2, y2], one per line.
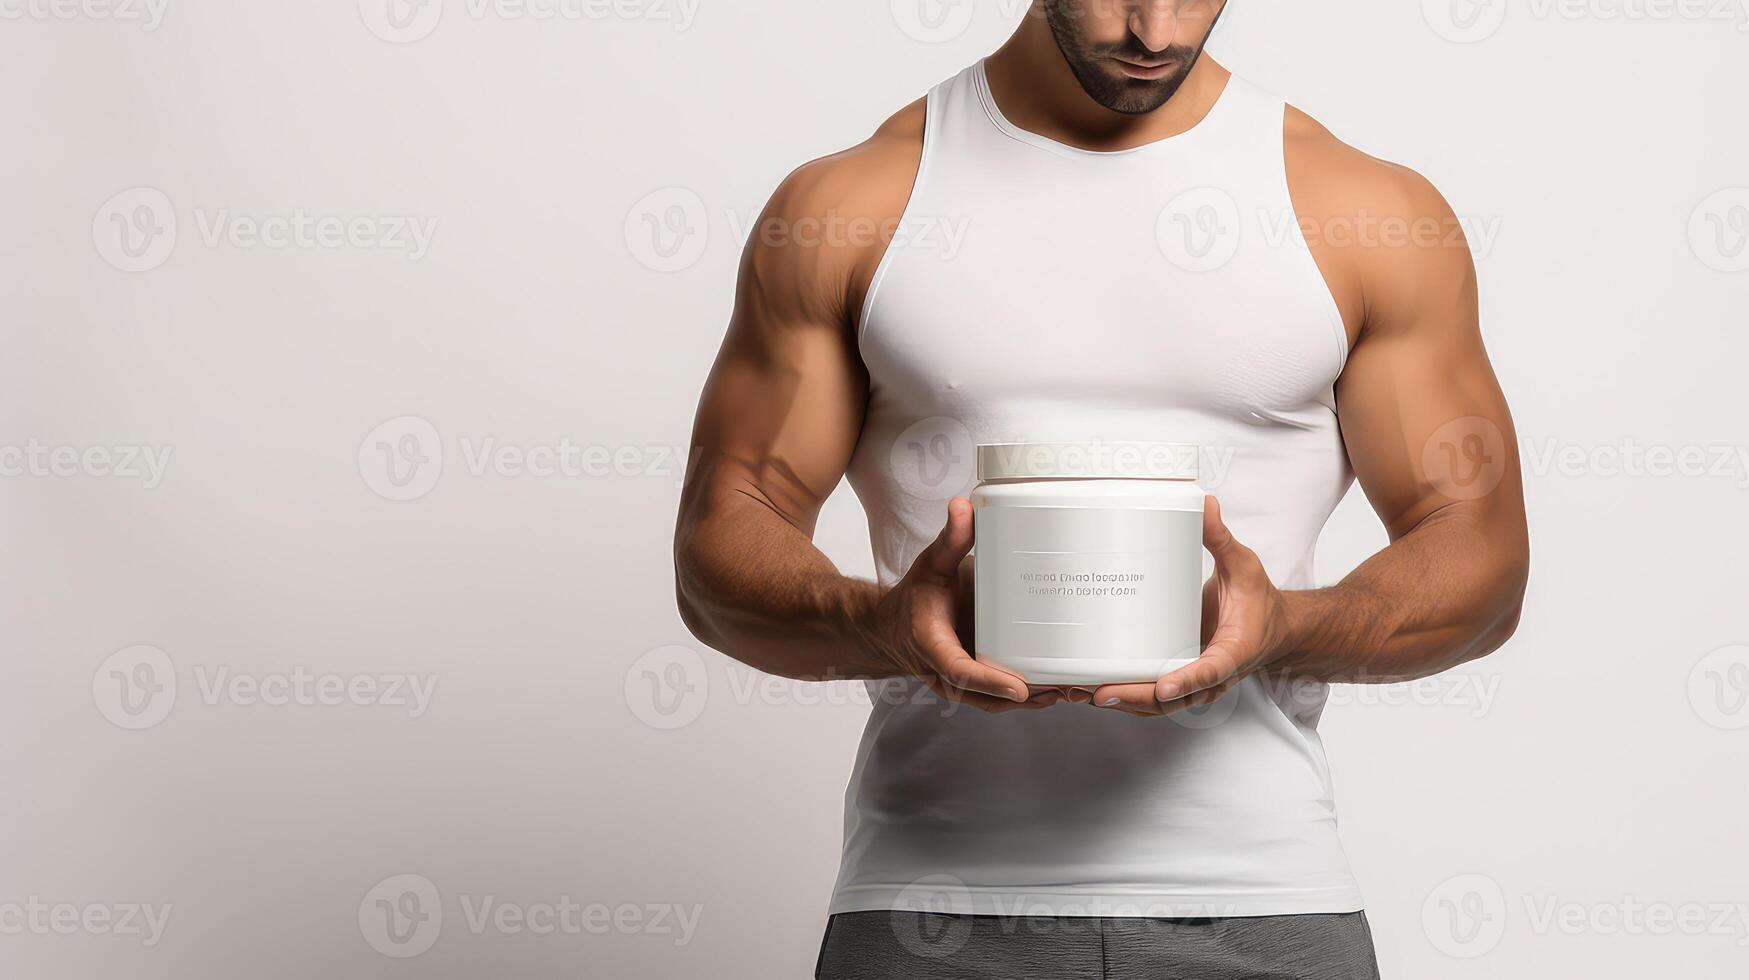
[1270, 505, 1529, 684]
[675, 495, 898, 682]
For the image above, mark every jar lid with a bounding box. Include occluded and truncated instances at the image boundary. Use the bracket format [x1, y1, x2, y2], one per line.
[975, 442, 1200, 482]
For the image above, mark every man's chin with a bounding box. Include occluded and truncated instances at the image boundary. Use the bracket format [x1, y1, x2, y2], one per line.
[1092, 77, 1182, 115]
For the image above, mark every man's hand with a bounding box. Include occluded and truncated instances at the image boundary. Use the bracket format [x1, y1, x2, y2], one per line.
[867, 498, 1065, 713]
[1090, 497, 1289, 717]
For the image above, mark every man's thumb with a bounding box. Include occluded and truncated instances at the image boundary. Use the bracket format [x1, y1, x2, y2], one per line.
[918, 497, 974, 580]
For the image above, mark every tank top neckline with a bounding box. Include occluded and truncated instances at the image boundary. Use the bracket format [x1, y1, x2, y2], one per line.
[970, 58, 1240, 160]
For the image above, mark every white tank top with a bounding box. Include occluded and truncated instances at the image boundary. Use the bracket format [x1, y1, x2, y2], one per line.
[833, 62, 1364, 918]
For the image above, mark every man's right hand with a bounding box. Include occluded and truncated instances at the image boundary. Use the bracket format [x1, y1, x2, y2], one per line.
[865, 498, 1064, 713]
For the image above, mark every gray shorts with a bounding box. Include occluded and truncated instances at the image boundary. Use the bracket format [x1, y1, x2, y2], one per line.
[816, 910, 1380, 979]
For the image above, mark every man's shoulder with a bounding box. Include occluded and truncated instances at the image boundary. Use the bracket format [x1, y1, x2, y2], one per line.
[766, 99, 927, 229]
[1281, 104, 1477, 341]
[1284, 104, 1478, 340]
[737, 100, 927, 329]
[1283, 104, 1458, 228]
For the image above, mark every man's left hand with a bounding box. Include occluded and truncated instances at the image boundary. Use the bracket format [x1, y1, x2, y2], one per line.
[1089, 496, 1293, 717]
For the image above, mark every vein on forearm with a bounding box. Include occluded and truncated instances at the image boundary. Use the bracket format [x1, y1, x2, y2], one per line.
[1273, 501, 1527, 685]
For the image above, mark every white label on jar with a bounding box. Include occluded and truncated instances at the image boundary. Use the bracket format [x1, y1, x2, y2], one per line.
[976, 506, 1203, 664]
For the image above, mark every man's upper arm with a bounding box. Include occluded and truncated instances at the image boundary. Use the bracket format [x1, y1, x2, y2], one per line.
[683, 105, 925, 534]
[1291, 115, 1527, 545]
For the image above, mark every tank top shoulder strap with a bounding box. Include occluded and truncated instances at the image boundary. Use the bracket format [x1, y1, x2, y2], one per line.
[919, 63, 994, 154]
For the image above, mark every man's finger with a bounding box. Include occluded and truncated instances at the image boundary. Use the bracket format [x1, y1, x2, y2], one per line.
[1155, 645, 1242, 702]
[1202, 495, 1238, 559]
[922, 675, 1056, 714]
[915, 608, 1029, 702]
[916, 497, 975, 582]
[1090, 682, 1164, 715]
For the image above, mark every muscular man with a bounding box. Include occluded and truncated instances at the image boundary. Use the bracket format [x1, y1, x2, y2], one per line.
[675, 2, 1529, 976]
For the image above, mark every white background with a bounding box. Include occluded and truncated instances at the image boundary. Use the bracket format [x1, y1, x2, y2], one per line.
[2, 1, 1747, 977]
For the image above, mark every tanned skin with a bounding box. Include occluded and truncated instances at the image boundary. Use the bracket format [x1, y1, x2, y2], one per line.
[674, 0, 1529, 717]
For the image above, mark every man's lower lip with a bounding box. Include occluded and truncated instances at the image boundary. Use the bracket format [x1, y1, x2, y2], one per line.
[1116, 60, 1175, 80]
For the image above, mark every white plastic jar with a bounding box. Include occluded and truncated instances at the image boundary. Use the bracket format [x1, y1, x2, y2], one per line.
[972, 441, 1205, 686]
